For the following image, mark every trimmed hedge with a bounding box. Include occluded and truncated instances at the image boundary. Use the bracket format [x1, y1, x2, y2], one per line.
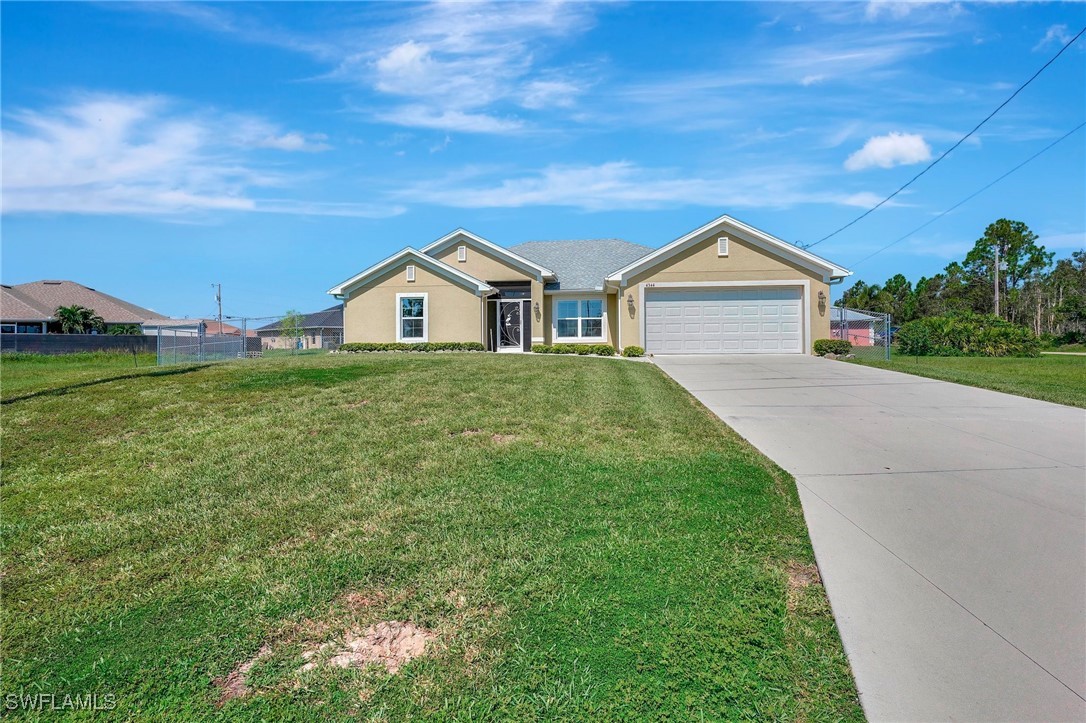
[813, 339, 852, 356]
[337, 342, 485, 353]
[531, 343, 616, 356]
[622, 346, 645, 358]
[896, 313, 1039, 357]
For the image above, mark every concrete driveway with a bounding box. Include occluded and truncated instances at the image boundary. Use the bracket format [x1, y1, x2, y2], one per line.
[654, 355, 1085, 722]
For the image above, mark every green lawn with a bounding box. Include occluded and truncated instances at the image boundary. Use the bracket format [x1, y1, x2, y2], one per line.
[850, 354, 1086, 407]
[1, 353, 860, 720]
[0, 351, 162, 400]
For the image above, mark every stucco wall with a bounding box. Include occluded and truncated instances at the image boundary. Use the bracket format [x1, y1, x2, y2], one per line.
[617, 232, 830, 353]
[342, 261, 483, 344]
[430, 243, 546, 341]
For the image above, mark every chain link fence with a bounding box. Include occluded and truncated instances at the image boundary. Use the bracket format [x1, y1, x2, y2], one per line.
[156, 316, 344, 365]
[830, 306, 892, 361]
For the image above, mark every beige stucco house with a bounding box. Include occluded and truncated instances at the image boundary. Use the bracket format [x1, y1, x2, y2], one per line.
[328, 214, 852, 355]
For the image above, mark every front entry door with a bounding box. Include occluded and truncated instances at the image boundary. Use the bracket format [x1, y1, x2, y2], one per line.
[498, 300, 522, 350]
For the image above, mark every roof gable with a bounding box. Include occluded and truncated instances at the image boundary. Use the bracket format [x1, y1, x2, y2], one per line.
[327, 248, 493, 297]
[421, 229, 555, 281]
[605, 215, 852, 284]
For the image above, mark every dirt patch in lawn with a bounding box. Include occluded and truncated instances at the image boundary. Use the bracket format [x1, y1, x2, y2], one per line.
[299, 621, 434, 674]
[490, 433, 516, 444]
[215, 644, 271, 706]
[785, 561, 822, 613]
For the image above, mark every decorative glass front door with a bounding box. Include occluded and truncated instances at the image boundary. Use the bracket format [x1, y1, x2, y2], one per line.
[498, 301, 522, 349]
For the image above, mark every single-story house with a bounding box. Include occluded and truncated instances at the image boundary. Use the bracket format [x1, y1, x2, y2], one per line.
[256, 305, 344, 350]
[0, 279, 171, 334]
[328, 215, 851, 355]
[830, 307, 878, 346]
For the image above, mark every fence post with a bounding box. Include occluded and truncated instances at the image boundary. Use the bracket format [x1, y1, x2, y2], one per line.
[886, 313, 892, 360]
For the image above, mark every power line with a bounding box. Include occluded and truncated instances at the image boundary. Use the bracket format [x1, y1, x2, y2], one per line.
[807, 25, 1085, 250]
[848, 120, 1085, 268]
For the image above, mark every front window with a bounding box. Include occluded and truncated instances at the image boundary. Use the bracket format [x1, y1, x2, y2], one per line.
[556, 299, 603, 339]
[398, 295, 426, 341]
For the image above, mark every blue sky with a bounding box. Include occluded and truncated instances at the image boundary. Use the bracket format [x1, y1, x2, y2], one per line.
[2, 1, 1084, 320]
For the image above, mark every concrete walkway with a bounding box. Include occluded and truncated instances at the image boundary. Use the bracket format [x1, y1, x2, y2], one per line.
[654, 355, 1086, 722]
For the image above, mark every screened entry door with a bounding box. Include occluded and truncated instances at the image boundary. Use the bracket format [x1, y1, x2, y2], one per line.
[498, 300, 523, 350]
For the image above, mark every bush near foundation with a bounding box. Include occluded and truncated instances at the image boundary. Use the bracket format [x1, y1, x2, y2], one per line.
[337, 342, 485, 353]
[531, 343, 615, 356]
[813, 339, 852, 356]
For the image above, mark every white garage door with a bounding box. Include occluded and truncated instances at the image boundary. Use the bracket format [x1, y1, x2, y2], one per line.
[645, 287, 803, 354]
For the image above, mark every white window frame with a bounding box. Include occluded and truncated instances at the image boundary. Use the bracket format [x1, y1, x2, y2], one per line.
[457, 245, 467, 262]
[396, 292, 429, 342]
[553, 296, 606, 342]
[717, 236, 730, 257]
[406, 264, 416, 282]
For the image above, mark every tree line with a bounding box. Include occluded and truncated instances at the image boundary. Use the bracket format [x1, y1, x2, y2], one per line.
[839, 219, 1086, 338]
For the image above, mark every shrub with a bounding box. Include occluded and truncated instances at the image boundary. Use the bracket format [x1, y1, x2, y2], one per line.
[531, 343, 615, 356]
[895, 313, 1039, 357]
[813, 339, 852, 356]
[1055, 330, 1086, 347]
[621, 345, 645, 358]
[337, 341, 484, 353]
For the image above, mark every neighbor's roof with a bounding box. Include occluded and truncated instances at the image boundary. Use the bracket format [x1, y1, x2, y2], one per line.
[830, 307, 879, 322]
[0, 285, 48, 321]
[2, 280, 160, 324]
[508, 239, 656, 291]
[256, 304, 344, 332]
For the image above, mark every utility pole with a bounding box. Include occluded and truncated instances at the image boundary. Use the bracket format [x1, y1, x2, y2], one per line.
[993, 243, 1000, 318]
[212, 283, 223, 334]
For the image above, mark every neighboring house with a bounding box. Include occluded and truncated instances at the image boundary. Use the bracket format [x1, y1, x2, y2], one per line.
[328, 214, 852, 355]
[830, 308, 878, 346]
[0, 279, 168, 333]
[256, 305, 344, 350]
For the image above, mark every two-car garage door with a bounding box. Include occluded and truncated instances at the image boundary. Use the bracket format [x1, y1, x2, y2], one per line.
[644, 287, 803, 354]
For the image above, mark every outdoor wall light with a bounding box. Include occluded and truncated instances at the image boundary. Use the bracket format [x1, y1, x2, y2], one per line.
[626, 293, 635, 312]
[533, 301, 540, 315]
[818, 290, 827, 303]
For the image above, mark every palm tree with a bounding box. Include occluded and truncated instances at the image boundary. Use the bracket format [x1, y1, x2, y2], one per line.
[54, 305, 105, 334]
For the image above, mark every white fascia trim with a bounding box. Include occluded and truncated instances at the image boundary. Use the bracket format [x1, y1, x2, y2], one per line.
[327, 247, 494, 297]
[396, 292, 429, 342]
[420, 228, 556, 281]
[606, 214, 852, 284]
[639, 280, 812, 355]
[544, 287, 607, 295]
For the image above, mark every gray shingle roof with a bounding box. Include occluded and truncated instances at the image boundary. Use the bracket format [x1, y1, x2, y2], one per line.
[257, 304, 343, 332]
[508, 239, 655, 291]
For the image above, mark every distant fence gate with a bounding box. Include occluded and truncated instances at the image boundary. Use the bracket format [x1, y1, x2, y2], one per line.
[156, 326, 260, 365]
[830, 306, 892, 361]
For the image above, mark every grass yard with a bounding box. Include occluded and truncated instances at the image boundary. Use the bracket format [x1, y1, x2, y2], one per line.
[1, 353, 860, 720]
[0, 351, 162, 400]
[850, 354, 1086, 408]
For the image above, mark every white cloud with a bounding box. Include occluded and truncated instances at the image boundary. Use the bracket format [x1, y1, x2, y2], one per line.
[375, 106, 523, 134]
[520, 79, 583, 110]
[334, 2, 596, 131]
[1033, 24, 1074, 51]
[801, 74, 826, 87]
[395, 161, 881, 212]
[844, 132, 932, 170]
[0, 94, 394, 218]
